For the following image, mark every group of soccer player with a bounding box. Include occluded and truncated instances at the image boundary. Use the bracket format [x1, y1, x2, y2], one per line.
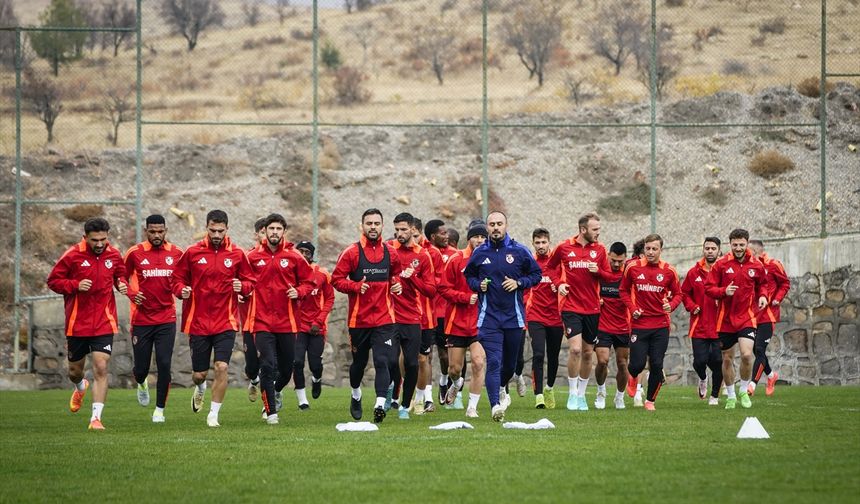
[47, 206, 789, 429]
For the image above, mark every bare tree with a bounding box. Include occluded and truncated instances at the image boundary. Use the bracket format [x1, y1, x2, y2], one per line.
[100, 0, 135, 57]
[414, 23, 456, 85]
[241, 0, 261, 26]
[344, 19, 374, 67]
[274, 0, 290, 25]
[159, 0, 225, 51]
[344, 0, 374, 13]
[587, 0, 647, 76]
[22, 69, 63, 143]
[637, 41, 681, 100]
[499, 0, 564, 87]
[0, 0, 19, 69]
[101, 84, 133, 145]
[564, 72, 595, 105]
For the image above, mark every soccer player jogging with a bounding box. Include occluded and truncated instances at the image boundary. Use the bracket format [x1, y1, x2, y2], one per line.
[47, 218, 128, 430]
[705, 228, 769, 410]
[439, 223, 488, 418]
[748, 239, 790, 397]
[240, 218, 266, 403]
[332, 208, 404, 423]
[627, 238, 646, 406]
[123, 214, 184, 423]
[171, 210, 256, 427]
[463, 211, 542, 422]
[386, 213, 437, 419]
[246, 213, 315, 424]
[524, 228, 564, 409]
[293, 241, 334, 404]
[620, 234, 682, 411]
[594, 242, 632, 410]
[546, 213, 611, 411]
[681, 237, 724, 405]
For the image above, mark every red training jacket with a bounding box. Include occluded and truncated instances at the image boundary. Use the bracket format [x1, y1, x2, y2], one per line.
[47, 239, 127, 337]
[123, 241, 184, 327]
[705, 250, 768, 333]
[429, 242, 459, 320]
[757, 253, 791, 324]
[598, 268, 631, 335]
[390, 240, 437, 325]
[525, 251, 562, 327]
[619, 257, 682, 330]
[246, 241, 315, 333]
[298, 264, 335, 336]
[418, 238, 442, 330]
[171, 236, 256, 336]
[546, 235, 611, 315]
[681, 259, 719, 339]
[438, 246, 479, 338]
[331, 235, 403, 329]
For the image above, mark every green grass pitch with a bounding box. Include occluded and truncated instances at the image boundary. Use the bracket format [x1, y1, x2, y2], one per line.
[1, 386, 858, 503]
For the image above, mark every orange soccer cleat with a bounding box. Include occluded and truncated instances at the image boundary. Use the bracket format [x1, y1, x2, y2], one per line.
[766, 372, 779, 396]
[88, 419, 105, 430]
[626, 375, 638, 398]
[69, 379, 90, 413]
[644, 401, 656, 411]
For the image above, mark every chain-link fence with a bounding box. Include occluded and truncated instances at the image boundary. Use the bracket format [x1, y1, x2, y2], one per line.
[1, 0, 858, 372]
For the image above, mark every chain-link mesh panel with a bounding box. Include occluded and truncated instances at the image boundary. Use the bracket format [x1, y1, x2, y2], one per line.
[825, 76, 860, 236]
[826, 0, 860, 76]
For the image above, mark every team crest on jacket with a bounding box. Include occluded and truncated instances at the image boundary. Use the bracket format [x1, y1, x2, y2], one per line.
[224, 258, 233, 268]
[105, 259, 113, 269]
[442, 255, 449, 262]
[165, 256, 174, 265]
[506, 254, 514, 264]
[411, 259, 420, 268]
[589, 250, 597, 259]
[748, 269, 755, 277]
[656, 273, 664, 282]
[280, 258, 289, 268]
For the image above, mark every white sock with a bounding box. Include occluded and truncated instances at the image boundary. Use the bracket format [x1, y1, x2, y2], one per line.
[567, 377, 577, 392]
[768, 371, 777, 379]
[597, 383, 606, 395]
[91, 402, 104, 421]
[456, 377, 464, 388]
[726, 385, 736, 398]
[154, 406, 164, 415]
[351, 387, 362, 400]
[615, 390, 624, 400]
[577, 377, 588, 397]
[196, 381, 207, 393]
[250, 377, 260, 385]
[374, 396, 386, 408]
[499, 386, 506, 397]
[296, 388, 308, 405]
[415, 388, 425, 403]
[513, 373, 521, 380]
[545, 385, 553, 391]
[739, 380, 750, 393]
[636, 382, 643, 392]
[210, 401, 221, 415]
[468, 393, 481, 410]
[74, 380, 86, 392]
[424, 385, 434, 403]
[440, 375, 448, 386]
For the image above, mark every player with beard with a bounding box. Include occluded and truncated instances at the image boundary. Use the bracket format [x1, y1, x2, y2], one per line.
[594, 242, 631, 410]
[747, 239, 790, 397]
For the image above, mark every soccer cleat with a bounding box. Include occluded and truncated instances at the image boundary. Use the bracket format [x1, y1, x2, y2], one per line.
[535, 394, 546, 409]
[766, 372, 779, 397]
[708, 397, 719, 406]
[275, 390, 283, 412]
[614, 396, 626, 409]
[633, 393, 643, 408]
[312, 379, 322, 399]
[566, 393, 578, 411]
[266, 413, 279, 425]
[88, 419, 105, 430]
[747, 382, 757, 397]
[594, 390, 606, 410]
[644, 400, 656, 411]
[350, 397, 362, 420]
[373, 406, 386, 424]
[398, 407, 410, 420]
[465, 407, 479, 418]
[152, 410, 165, 423]
[191, 387, 204, 413]
[424, 401, 436, 413]
[516, 375, 526, 397]
[452, 392, 464, 410]
[698, 379, 707, 400]
[626, 375, 638, 398]
[725, 397, 737, 409]
[137, 380, 150, 407]
[544, 388, 556, 409]
[445, 380, 462, 406]
[391, 401, 400, 411]
[500, 390, 512, 411]
[413, 401, 425, 415]
[384, 383, 394, 412]
[491, 405, 505, 422]
[206, 412, 220, 427]
[248, 381, 258, 402]
[739, 391, 752, 409]
[299, 403, 310, 411]
[439, 383, 449, 405]
[261, 407, 268, 420]
[577, 396, 589, 411]
[69, 379, 89, 413]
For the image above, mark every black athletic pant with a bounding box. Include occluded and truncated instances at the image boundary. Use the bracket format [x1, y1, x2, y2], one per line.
[293, 332, 324, 390]
[515, 329, 526, 376]
[753, 322, 774, 382]
[391, 324, 421, 409]
[132, 323, 175, 409]
[528, 322, 564, 394]
[692, 338, 723, 398]
[256, 332, 295, 415]
[243, 329, 260, 381]
[628, 327, 669, 403]
[349, 324, 397, 398]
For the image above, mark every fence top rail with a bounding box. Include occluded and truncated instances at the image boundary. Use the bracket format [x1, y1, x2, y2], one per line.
[0, 26, 135, 33]
[137, 121, 824, 129]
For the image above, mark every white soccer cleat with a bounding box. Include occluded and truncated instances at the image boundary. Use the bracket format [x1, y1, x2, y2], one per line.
[491, 405, 505, 422]
[152, 409, 165, 423]
[465, 407, 479, 418]
[206, 412, 220, 428]
[137, 381, 150, 407]
[191, 387, 204, 413]
[266, 413, 279, 425]
[516, 375, 526, 397]
[614, 396, 626, 409]
[594, 390, 606, 410]
[708, 397, 719, 406]
[500, 390, 512, 411]
[698, 379, 707, 399]
[633, 392, 643, 408]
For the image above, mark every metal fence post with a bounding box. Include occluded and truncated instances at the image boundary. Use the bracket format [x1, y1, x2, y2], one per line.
[135, 0, 143, 242]
[480, 0, 489, 219]
[819, 0, 827, 239]
[312, 0, 320, 247]
[649, 0, 658, 234]
[13, 27, 22, 372]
